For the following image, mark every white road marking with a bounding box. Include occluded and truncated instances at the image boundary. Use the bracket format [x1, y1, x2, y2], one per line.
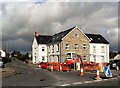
[83, 81, 93, 83]
[73, 82, 83, 85]
[103, 79, 109, 81]
[111, 78, 117, 80]
[61, 84, 70, 86]
[93, 80, 102, 82]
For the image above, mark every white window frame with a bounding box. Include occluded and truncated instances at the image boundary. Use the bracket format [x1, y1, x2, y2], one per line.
[42, 56, 45, 61]
[42, 47, 45, 51]
[93, 46, 96, 53]
[83, 44, 87, 50]
[56, 44, 59, 52]
[101, 46, 105, 53]
[74, 44, 79, 50]
[83, 56, 87, 61]
[52, 45, 54, 53]
[66, 43, 69, 50]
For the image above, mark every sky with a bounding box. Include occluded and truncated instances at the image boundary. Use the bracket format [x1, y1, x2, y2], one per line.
[0, 0, 119, 53]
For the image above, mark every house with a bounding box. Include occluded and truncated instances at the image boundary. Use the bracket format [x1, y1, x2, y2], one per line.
[85, 34, 109, 63]
[32, 32, 52, 63]
[47, 26, 90, 62]
[32, 26, 109, 64]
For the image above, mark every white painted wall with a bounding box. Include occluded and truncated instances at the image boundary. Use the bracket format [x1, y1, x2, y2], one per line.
[89, 43, 109, 63]
[32, 37, 48, 63]
[32, 37, 39, 64]
[38, 44, 48, 62]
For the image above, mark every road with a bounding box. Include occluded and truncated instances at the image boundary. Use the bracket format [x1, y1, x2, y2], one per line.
[2, 60, 119, 87]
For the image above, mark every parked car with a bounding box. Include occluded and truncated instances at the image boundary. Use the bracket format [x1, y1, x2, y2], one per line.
[109, 59, 120, 70]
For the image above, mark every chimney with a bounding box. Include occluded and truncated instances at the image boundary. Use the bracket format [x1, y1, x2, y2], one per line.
[35, 32, 39, 36]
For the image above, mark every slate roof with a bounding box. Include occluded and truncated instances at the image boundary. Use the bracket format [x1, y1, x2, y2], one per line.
[47, 26, 76, 43]
[35, 26, 109, 44]
[35, 35, 52, 44]
[85, 33, 109, 44]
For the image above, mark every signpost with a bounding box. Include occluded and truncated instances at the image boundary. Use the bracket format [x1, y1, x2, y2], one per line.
[104, 66, 112, 77]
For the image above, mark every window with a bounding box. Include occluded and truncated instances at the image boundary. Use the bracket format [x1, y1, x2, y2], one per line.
[83, 44, 87, 50]
[83, 56, 87, 61]
[93, 46, 96, 53]
[48, 46, 50, 53]
[42, 47, 45, 51]
[52, 45, 54, 53]
[56, 44, 59, 52]
[101, 46, 105, 53]
[66, 53, 71, 59]
[75, 33, 78, 37]
[66, 44, 69, 50]
[74, 44, 79, 50]
[42, 56, 45, 61]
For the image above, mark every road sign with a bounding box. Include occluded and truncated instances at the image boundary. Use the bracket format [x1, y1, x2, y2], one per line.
[104, 66, 112, 77]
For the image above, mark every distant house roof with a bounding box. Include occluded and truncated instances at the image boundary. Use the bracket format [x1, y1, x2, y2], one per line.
[47, 26, 76, 43]
[35, 35, 52, 44]
[85, 33, 109, 44]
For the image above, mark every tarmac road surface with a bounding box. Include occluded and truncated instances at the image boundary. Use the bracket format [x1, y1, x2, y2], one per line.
[2, 60, 119, 87]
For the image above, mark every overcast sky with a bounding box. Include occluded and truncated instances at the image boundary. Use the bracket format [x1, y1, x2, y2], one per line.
[1, 0, 118, 52]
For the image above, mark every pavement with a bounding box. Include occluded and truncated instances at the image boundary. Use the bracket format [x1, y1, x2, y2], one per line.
[1, 67, 18, 78]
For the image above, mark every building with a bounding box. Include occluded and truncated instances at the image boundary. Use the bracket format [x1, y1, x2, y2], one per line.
[32, 26, 109, 64]
[85, 34, 109, 63]
[32, 32, 51, 63]
[47, 26, 90, 62]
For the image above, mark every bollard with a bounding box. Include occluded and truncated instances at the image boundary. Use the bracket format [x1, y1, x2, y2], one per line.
[60, 65, 62, 72]
[38, 64, 41, 68]
[80, 67, 84, 76]
[95, 70, 102, 80]
[51, 65, 53, 71]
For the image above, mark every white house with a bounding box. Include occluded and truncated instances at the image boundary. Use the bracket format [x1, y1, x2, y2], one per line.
[85, 34, 109, 64]
[32, 32, 51, 64]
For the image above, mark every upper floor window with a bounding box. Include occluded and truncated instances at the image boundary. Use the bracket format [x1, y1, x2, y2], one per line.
[52, 45, 54, 53]
[93, 46, 96, 53]
[83, 44, 87, 50]
[42, 56, 45, 61]
[74, 33, 78, 37]
[42, 47, 45, 51]
[74, 44, 79, 50]
[66, 44, 69, 50]
[48, 46, 50, 53]
[101, 46, 105, 53]
[56, 44, 59, 52]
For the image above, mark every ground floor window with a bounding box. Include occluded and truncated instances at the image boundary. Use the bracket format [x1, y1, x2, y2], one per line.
[83, 56, 87, 61]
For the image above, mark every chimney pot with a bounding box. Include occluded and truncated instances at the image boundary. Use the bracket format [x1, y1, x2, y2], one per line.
[35, 32, 39, 36]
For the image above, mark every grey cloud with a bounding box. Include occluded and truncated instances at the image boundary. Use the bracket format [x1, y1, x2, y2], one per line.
[1, 2, 118, 52]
